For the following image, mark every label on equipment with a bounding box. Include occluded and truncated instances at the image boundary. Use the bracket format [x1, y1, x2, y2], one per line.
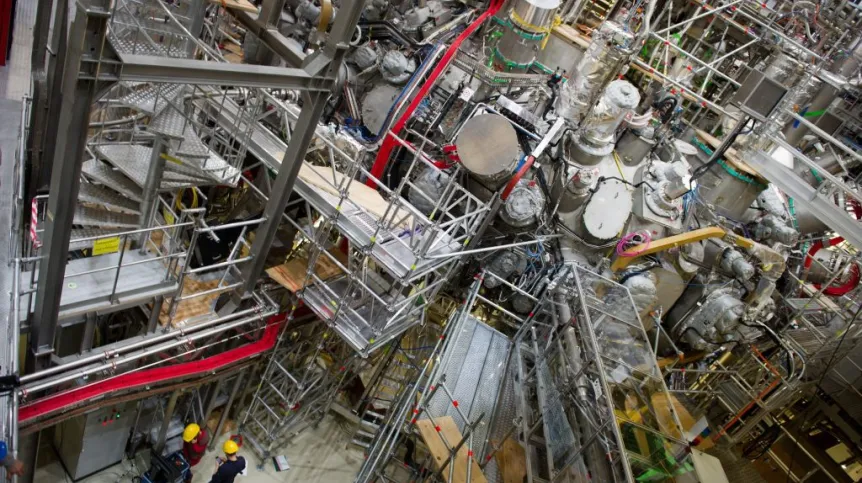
[93, 237, 121, 256]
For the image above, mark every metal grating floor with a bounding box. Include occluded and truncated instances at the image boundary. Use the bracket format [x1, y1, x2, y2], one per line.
[82, 159, 144, 201]
[423, 316, 513, 465]
[78, 182, 141, 214]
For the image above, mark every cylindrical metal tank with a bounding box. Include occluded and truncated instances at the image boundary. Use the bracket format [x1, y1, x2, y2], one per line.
[494, 0, 561, 70]
[689, 133, 769, 220]
[616, 130, 655, 166]
[566, 80, 641, 165]
[455, 114, 520, 182]
[555, 21, 635, 121]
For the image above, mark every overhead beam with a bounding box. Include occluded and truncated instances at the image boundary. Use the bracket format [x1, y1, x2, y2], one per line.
[116, 54, 334, 91]
[230, 8, 306, 67]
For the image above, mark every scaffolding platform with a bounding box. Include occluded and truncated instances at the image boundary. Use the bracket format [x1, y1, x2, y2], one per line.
[20, 250, 177, 322]
[300, 274, 422, 357]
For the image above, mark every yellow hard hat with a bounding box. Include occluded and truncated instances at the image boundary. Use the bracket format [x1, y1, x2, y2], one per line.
[182, 424, 201, 443]
[223, 439, 239, 454]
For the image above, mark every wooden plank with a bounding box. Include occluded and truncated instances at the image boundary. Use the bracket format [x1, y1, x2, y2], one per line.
[298, 164, 414, 229]
[694, 128, 767, 182]
[495, 438, 527, 483]
[265, 248, 348, 293]
[160, 278, 221, 327]
[210, 0, 257, 13]
[415, 416, 488, 483]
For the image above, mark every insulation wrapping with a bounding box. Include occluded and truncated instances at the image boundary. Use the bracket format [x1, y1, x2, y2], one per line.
[555, 21, 634, 120]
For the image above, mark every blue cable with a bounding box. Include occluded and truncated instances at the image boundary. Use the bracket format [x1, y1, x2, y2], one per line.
[361, 43, 441, 143]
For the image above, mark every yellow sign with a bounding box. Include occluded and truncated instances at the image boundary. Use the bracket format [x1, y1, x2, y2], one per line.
[92, 237, 121, 256]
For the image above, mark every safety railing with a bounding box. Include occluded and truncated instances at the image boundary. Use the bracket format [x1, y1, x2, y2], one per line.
[567, 266, 695, 482]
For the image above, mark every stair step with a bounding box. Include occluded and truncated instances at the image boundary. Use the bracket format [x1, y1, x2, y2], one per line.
[82, 159, 143, 202]
[149, 105, 194, 140]
[74, 205, 140, 228]
[163, 158, 218, 182]
[355, 429, 375, 439]
[69, 228, 125, 252]
[364, 410, 385, 421]
[175, 129, 210, 159]
[180, 152, 241, 186]
[117, 83, 184, 115]
[78, 183, 141, 214]
[95, 144, 201, 189]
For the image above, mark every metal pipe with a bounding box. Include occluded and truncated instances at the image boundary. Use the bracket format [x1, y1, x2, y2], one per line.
[22, 308, 276, 395]
[20, 306, 268, 384]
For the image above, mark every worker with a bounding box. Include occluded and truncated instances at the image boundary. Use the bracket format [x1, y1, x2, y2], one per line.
[209, 440, 247, 483]
[0, 441, 25, 478]
[182, 423, 209, 469]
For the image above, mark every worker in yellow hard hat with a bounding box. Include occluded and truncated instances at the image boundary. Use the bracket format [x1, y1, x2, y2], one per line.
[210, 439, 247, 483]
[181, 423, 209, 481]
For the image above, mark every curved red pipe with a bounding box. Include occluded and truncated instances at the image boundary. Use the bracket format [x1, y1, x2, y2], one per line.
[366, 0, 504, 188]
[803, 237, 860, 296]
[20, 313, 289, 423]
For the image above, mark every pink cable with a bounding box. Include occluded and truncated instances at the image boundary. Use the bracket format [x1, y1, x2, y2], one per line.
[616, 231, 652, 257]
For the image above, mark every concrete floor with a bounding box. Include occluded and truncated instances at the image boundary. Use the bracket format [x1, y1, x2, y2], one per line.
[34, 415, 365, 482]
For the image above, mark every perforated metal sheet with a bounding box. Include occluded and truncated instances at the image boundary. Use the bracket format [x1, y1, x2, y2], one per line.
[537, 359, 577, 469]
[423, 316, 513, 465]
[78, 182, 141, 214]
[74, 205, 140, 228]
[117, 83, 183, 114]
[82, 159, 143, 201]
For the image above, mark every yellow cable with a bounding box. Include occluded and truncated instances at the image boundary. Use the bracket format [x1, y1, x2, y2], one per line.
[613, 150, 627, 183]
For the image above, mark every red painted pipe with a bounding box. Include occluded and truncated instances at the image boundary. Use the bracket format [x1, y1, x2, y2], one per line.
[803, 236, 860, 296]
[366, 0, 504, 188]
[20, 313, 289, 423]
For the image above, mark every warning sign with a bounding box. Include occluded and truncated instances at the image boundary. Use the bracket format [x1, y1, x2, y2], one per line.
[92, 237, 121, 256]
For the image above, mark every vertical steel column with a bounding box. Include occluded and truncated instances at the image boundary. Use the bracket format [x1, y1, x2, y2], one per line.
[28, 0, 115, 371]
[148, 296, 165, 333]
[209, 371, 246, 450]
[186, 0, 207, 56]
[157, 390, 182, 451]
[79, 313, 96, 353]
[201, 377, 226, 427]
[138, 137, 168, 250]
[27, 0, 69, 199]
[235, 0, 364, 296]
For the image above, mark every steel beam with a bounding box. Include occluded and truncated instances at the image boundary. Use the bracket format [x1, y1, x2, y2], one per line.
[230, 7, 305, 67]
[117, 54, 332, 91]
[138, 137, 167, 249]
[235, 0, 364, 297]
[156, 390, 181, 451]
[202, 377, 225, 427]
[29, 0, 115, 371]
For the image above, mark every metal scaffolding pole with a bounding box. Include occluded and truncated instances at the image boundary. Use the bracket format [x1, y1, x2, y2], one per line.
[235, 0, 365, 297]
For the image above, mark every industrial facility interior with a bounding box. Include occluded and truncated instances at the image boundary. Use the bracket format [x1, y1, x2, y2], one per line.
[3, 0, 862, 481]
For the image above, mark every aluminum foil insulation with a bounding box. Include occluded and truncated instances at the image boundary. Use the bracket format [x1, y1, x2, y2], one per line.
[564, 80, 640, 165]
[555, 21, 635, 121]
